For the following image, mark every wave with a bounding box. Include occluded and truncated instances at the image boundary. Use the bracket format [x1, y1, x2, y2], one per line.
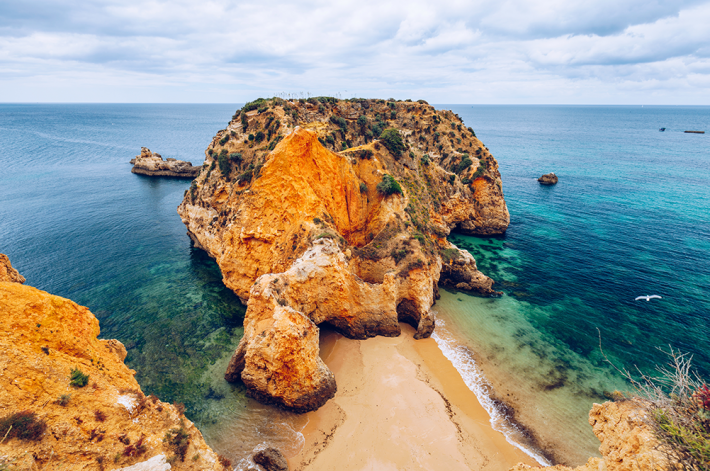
[431, 316, 552, 466]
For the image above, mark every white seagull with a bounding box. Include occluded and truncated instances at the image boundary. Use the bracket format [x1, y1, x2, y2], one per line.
[635, 295, 663, 301]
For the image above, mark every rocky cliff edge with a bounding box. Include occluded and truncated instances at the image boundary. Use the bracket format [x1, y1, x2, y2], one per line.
[0, 273, 225, 470]
[177, 97, 509, 412]
[510, 400, 671, 471]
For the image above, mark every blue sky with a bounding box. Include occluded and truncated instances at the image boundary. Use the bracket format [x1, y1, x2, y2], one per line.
[1, 0, 709, 103]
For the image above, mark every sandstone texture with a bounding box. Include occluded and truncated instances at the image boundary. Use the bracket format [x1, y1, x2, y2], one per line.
[131, 147, 200, 178]
[177, 97, 509, 411]
[0, 253, 25, 283]
[0, 278, 225, 471]
[510, 400, 671, 471]
[538, 173, 558, 185]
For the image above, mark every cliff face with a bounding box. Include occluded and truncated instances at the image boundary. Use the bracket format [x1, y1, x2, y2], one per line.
[0, 279, 225, 471]
[131, 147, 201, 178]
[510, 400, 670, 471]
[0, 253, 25, 284]
[177, 97, 508, 411]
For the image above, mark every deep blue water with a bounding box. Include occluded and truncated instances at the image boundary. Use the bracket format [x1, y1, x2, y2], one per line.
[449, 105, 710, 377]
[1, 103, 709, 464]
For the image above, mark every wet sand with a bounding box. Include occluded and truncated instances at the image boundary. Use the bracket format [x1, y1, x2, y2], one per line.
[288, 323, 537, 470]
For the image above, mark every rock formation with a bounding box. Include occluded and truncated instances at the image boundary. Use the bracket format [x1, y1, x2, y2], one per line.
[252, 448, 289, 471]
[538, 173, 558, 185]
[131, 147, 201, 178]
[0, 253, 25, 284]
[0, 259, 225, 471]
[510, 400, 670, 471]
[177, 97, 510, 411]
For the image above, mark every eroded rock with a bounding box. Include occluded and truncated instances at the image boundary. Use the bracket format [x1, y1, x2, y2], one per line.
[0, 280, 225, 470]
[131, 147, 201, 178]
[253, 447, 289, 471]
[0, 253, 25, 284]
[538, 173, 558, 185]
[179, 98, 509, 411]
[509, 400, 671, 471]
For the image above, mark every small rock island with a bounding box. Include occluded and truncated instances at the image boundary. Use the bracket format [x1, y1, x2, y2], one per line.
[131, 147, 201, 178]
[538, 172, 558, 185]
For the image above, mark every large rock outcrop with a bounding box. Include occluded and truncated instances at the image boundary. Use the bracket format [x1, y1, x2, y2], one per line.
[0, 273, 225, 470]
[510, 400, 671, 471]
[0, 253, 25, 283]
[131, 147, 201, 178]
[177, 97, 509, 411]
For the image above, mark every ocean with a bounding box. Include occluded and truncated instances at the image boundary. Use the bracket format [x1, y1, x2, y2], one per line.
[1, 103, 708, 466]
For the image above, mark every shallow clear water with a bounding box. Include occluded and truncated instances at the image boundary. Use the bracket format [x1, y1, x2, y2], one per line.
[0, 103, 303, 463]
[432, 104, 710, 464]
[1, 104, 708, 466]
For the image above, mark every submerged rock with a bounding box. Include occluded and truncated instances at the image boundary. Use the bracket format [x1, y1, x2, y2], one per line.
[253, 447, 289, 471]
[0, 253, 25, 283]
[131, 147, 201, 178]
[538, 172, 558, 185]
[178, 98, 509, 411]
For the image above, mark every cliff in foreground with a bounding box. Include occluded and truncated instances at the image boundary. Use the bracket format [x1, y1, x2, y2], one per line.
[177, 97, 509, 412]
[0, 266, 225, 470]
[510, 400, 670, 471]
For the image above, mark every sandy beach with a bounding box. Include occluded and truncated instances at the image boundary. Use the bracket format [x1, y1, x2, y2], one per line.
[288, 323, 537, 471]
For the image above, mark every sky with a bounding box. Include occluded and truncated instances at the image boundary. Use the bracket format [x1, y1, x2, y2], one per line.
[1, 0, 710, 104]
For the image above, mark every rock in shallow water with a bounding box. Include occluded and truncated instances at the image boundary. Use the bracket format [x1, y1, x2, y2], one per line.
[131, 147, 200, 178]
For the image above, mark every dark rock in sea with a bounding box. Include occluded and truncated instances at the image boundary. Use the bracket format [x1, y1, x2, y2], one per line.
[253, 447, 289, 471]
[130, 147, 201, 178]
[538, 173, 558, 185]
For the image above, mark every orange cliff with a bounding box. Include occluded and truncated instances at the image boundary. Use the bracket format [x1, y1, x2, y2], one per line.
[0, 256, 225, 471]
[177, 97, 509, 412]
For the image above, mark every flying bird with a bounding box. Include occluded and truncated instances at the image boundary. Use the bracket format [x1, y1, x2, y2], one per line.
[635, 295, 663, 301]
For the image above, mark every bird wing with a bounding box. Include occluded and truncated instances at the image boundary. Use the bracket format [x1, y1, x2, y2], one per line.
[635, 296, 647, 301]
[648, 295, 662, 299]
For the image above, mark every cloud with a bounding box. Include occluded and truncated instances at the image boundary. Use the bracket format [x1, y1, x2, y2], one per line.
[0, 0, 709, 103]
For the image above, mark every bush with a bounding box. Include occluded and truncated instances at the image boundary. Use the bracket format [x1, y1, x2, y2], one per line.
[390, 111, 397, 120]
[165, 421, 190, 462]
[255, 131, 265, 143]
[448, 174, 456, 184]
[604, 348, 710, 470]
[454, 157, 473, 174]
[357, 115, 368, 128]
[242, 98, 268, 113]
[248, 134, 254, 141]
[468, 127, 476, 137]
[218, 153, 231, 177]
[360, 182, 368, 193]
[378, 129, 405, 157]
[329, 116, 348, 133]
[421, 155, 430, 166]
[0, 410, 47, 441]
[229, 152, 242, 163]
[391, 248, 407, 264]
[57, 394, 71, 406]
[70, 368, 89, 388]
[219, 135, 229, 146]
[376, 174, 402, 196]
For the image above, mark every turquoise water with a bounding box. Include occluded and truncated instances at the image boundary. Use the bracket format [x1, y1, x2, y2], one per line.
[432, 105, 710, 464]
[1, 104, 708, 465]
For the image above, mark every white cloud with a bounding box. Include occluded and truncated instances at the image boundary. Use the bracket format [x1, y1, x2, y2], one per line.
[0, 0, 709, 103]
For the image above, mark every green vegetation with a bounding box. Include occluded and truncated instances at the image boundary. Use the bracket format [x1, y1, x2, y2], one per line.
[359, 182, 368, 193]
[242, 98, 268, 113]
[57, 394, 71, 406]
[441, 248, 462, 263]
[471, 159, 488, 180]
[454, 156, 473, 174]
[70, 367, 89, 388]
[218, 153, 231, 178]
[376, 174, 403, 196]
[218, 135, 229, 146]
[164, 420, 190, 462]
[379, 129, 405, 157]
[391, 248, 407, 264]
[255, 131, 265, 143]
[356, 149, 373, 159]
[606, 348, 710, 471]
[330, 116, 348, 134]
[229, 152, 242, 163]
[468, 127, 476, 137]
[0, 410, 47, 441]
[420, 155, 430, 166]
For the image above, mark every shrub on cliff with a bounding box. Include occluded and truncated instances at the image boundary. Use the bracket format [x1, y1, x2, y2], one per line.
[606, 347, 710, 470]
[379, 129, 405, 157]
[218, 153, 231, 178]
[0, 410, 47, 441]
[70, 367, 89, 388]
[454, 156, 473, 174]
[376, 174, 402, 196]
[255, 131, 265, 143]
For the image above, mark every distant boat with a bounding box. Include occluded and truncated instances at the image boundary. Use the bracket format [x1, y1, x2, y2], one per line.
[685, 130, 705, 134]
[659, 128, 666, 132]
